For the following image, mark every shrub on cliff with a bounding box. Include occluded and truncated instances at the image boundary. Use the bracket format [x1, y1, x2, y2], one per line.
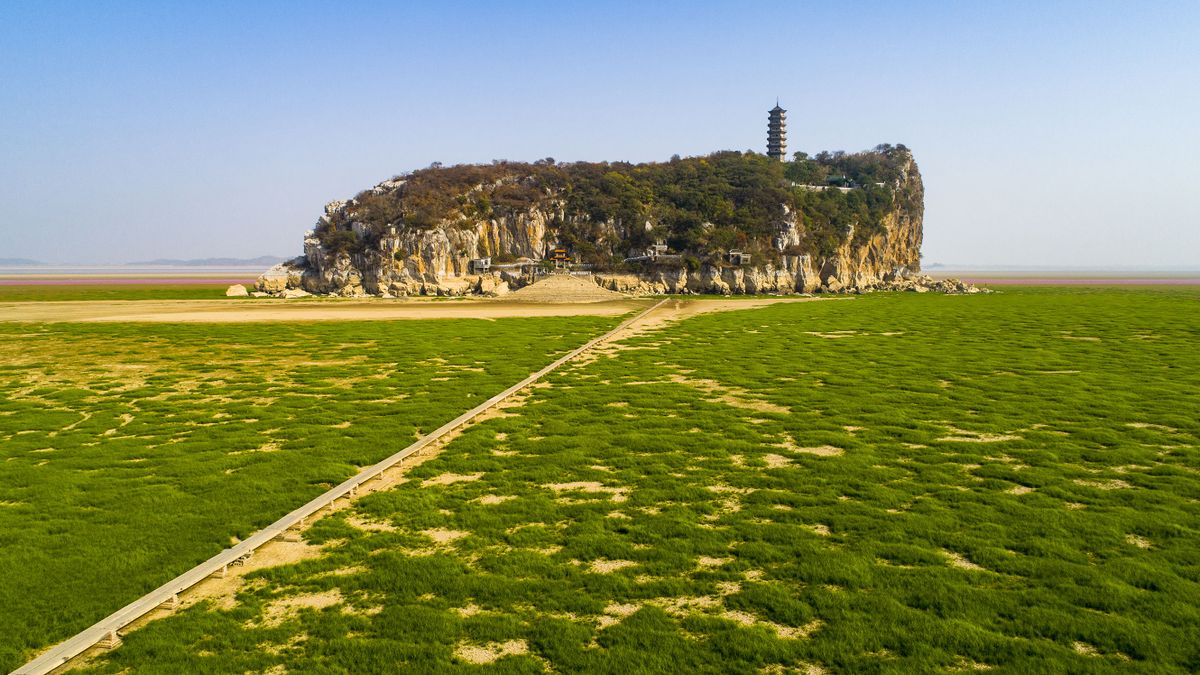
[317, 228, 358, 255]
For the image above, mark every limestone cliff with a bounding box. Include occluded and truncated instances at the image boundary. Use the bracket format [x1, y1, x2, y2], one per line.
[258, 148, 936, 297]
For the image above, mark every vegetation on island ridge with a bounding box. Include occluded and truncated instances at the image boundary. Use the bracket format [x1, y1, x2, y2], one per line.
[316, 146, 921, 268]
[68, 287, 1200, 674]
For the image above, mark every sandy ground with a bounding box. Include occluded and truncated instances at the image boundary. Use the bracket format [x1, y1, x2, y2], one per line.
[507, 275, 629, 303]
[0, 295, 828, 324]
[592, 296, 829, 336]
[0, 298, 649, 323]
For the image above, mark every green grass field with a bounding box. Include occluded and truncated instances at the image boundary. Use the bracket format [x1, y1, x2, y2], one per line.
[68, 287, 1200, 674]
[0, 283, 243, 302]
[0, 315, 621, 671]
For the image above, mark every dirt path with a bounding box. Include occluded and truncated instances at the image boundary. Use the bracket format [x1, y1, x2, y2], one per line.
[611, 296, 826, 334]
[0, 295, 832, 324]
[0, 298, 646, 323]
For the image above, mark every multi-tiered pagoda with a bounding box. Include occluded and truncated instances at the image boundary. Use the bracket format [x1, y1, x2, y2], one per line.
[767, 102, 787, 161]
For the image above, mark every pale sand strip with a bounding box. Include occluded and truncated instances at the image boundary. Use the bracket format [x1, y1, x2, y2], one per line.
[0, 295, 828, 324]
[0, 298, 643, 323]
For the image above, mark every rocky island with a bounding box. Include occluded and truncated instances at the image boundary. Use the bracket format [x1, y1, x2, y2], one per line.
[257, 143, 974, 298]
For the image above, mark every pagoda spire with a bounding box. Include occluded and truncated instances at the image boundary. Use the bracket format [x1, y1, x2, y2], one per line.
[767, 101, 787, 161]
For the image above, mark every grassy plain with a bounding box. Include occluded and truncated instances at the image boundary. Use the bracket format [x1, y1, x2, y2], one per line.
[75, 287, 1200, 673]
[0, 315, 620, 671]
[0, 283, 240, 302]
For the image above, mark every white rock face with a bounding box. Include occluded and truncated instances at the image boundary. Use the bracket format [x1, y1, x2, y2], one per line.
[249, 151, 980, 297]
[256, 259, 305, 293]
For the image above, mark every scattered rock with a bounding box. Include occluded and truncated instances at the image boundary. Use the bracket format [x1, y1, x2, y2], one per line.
[225, 284, 249, 297]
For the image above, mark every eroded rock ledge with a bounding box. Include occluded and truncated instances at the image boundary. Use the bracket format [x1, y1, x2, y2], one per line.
[253, 261, 981, 298]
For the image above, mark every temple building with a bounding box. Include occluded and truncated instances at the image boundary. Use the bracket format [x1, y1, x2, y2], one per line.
[767, 102, 787, 161]
[550, 246, 571, 269]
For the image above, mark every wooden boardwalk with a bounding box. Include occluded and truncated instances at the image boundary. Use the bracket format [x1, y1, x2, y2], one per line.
[15, 299, 665, 675]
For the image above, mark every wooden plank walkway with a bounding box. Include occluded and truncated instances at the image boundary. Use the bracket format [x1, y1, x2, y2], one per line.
[15, 299, 666, 675]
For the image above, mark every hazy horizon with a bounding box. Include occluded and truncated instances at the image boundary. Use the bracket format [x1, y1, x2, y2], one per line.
[2, 1, 1197, 267]
[4, 260, 1200, 273]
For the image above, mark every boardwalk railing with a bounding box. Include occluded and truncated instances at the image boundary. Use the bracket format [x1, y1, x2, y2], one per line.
[16, 299, 665, 675]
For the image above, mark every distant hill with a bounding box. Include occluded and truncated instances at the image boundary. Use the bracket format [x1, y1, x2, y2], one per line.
[0, 258, 45, 266]
[126, 256, 288, 267]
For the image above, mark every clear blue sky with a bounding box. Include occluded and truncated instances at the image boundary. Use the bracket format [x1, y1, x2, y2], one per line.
[1, 1, 1197, 267]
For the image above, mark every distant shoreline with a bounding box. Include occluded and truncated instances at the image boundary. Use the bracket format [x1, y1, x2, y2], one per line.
[4, 269, 1198, 288]
[0, 267, 262, 282]
[928, 270, 1200, 285]
[950, 277, 1199, 286]
[0, 277, 255, 286]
